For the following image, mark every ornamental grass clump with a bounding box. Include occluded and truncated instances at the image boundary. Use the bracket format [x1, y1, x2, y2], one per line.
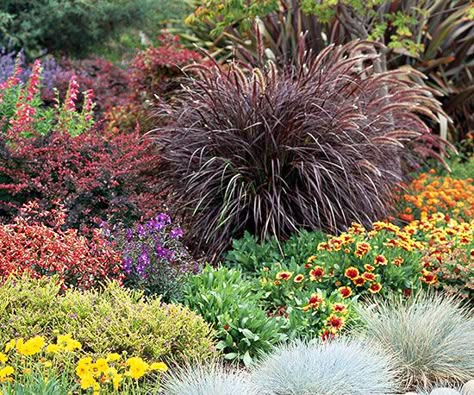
[162, 363, 258, 395]
[355, 293, 474, 391]
[251, 338, 398, 395]
[154, 40, 447, 256]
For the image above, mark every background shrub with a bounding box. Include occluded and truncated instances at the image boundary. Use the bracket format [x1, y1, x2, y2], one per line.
[107, 213, 198, 301]
[0, 61, 163, 230]
[0, 0, 160, 58]
[186, 0, 474, 146]
[0, 204, 122, 290]
[251, 338, 398, 395]
[0, 276, 217, 364]
[131, 34, 202, 103]
[154, 40, 446, 257]
[355, 292, 474, 391]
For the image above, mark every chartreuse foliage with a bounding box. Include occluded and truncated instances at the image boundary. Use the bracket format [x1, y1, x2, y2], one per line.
[0, 276, 216, 365]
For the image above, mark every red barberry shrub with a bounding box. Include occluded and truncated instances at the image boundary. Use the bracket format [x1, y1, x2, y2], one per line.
[131, 34, 202, 103]
[0, 60, 163, 230]
[0, 202, 123, 290]
[153, 41, 448, 257]
[0, 126, 162, 231]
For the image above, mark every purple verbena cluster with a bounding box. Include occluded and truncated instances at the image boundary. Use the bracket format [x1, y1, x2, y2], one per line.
[108, 213, 197, 300]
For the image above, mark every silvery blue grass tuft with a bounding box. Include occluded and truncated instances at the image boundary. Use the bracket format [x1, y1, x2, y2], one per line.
[251, 338, 398, 395]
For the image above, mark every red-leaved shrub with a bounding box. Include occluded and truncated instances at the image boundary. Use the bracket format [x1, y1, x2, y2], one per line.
[131, 34, 202, 103]
[0, 126, 163, 231]
[0, 202, 122, 290]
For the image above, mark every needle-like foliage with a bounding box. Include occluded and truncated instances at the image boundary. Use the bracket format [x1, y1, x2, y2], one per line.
[355, 293, 474, 391]
[251, 338, 398, 395]
[153, 40, 446, 257]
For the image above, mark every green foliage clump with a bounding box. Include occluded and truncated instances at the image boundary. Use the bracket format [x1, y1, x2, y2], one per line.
[0, 0, 158, 58]
[180, 265, 353, 365]
[225, 231, 325, 273]
[181, 266, 286, 365]
[0, 276, 217, 364]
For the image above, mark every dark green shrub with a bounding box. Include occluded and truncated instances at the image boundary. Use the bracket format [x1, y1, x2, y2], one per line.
[0, 276, 217, 364]
[0, 0, 155, 58]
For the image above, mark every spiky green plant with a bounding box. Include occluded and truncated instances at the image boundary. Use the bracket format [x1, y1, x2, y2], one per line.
[355, 292, 474, 391]
[250, 338, 398, 395]
[153, 40, 447, 257]
[162, 363, 258, 395]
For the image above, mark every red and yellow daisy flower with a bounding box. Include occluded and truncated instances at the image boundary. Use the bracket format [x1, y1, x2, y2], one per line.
[317, 242, 331, 251]
[293, 274, 305, 283]
[276, 271, 292, 281]
[361, 272, 376, 282]
[374, 255, 387, 265]
[355, 242, 371, 257]
[327, 314, 345, 331]
[338, 286, 353, 299]
[393, 257, 404, 266]
[353, 276, 366, 287]
[332, 303, 348, 314]
[306, 255, 317, 264]
[368, 283, 382, 293]
[303, 293, 324, 311]
[310, 266, 324, 281]
[420, 270, 437, 285]
[344, 267, 359, 280]
[364, 264, 375, 272]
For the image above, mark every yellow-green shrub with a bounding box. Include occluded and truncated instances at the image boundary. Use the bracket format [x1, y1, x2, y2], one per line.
[0, 277, 216, 363]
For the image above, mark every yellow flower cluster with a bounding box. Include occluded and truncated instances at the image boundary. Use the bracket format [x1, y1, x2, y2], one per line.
[0, 334, 169, 393]
[76, 354, 168, 393]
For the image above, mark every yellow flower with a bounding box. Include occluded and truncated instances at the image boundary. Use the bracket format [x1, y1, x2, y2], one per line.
[106, 353, 121, 362]
[46, 344, 60, 354]
[16, 336, 45, 356]
[4, 340, 15, 353]
[113, 373, 123, 390]
[65, 339, 82, 352]
[0, 366, 14, 379]
[126, 357, 149, 380]
[43, 361, 53, 368]
[57, 334, 82, 352]
[76, 357, 93, 378]
[0, 353, 7, 364]
[80, 374, 96, 390]
[149, 362, 168, 372]
[93, 358, 109, 375]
